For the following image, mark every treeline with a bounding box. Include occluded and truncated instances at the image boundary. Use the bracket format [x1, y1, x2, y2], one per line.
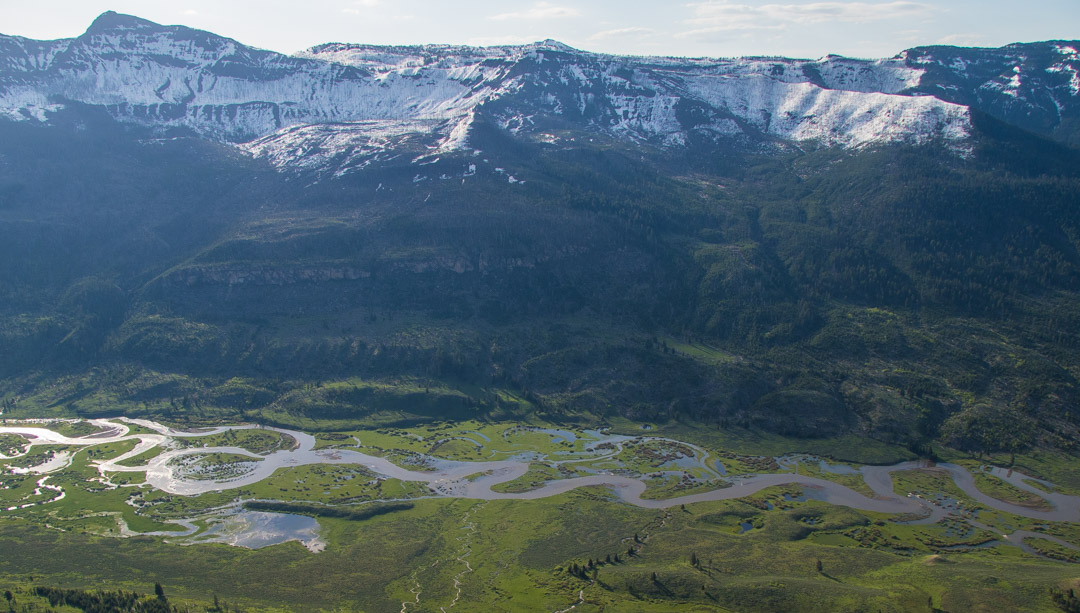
[562, 550, 634, 580]
[1052, 587, 1080, 613]
[0, 585, 245, 613]
[33, 586, 173, 613]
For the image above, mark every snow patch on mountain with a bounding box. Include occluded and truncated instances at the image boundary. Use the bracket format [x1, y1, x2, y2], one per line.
[697, 56, 924, 94]
[0, 16, 515, 145]
[606, 93, 691, 145]
[0, 35, 70, 73]
[239, 119, 445, 177]
[0, 101, 61, 122]
[1046, 62, 1080, 96]
[6, 13, 1078, 174]
[439, 113, 475, 152]
[684, 76, 969, 147]
[286, 42, 962, 152]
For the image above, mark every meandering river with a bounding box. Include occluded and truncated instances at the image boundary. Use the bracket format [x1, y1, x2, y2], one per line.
[2, 418, 1078, 525]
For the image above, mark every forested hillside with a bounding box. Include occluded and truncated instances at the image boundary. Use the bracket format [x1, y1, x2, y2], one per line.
[1, 103, 1078, 458]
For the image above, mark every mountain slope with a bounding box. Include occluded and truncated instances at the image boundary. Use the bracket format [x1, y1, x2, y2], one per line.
[1, 15, 1079, 457]
[1, 102, 1078, 453]
[905, 41, 1080, 145]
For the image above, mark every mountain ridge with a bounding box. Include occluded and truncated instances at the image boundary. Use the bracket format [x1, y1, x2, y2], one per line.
[2, 13, 1076, 175]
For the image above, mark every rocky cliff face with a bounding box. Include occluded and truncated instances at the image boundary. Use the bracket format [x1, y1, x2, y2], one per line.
[0, 12, 1076, 174]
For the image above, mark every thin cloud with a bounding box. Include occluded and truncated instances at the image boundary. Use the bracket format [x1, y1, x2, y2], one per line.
[337, 1, 415, 25]
[466, 34, 545, 46]
[343, 0, 380, 13]
[589, 27, 655, 41]
[490, 2, 581, 21]
[937, 33, 990, 46]
[894, 29, 926, 44]
[680, 1, 933, 36]
[677, 24, 783, 38]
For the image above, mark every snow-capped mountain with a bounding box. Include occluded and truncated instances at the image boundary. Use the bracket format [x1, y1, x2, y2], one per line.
[903, 43, 1080, 140]
[0, 12, 1076, 176]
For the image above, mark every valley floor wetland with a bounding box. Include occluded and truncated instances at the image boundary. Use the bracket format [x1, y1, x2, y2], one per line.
[2, 417, 1079, 611]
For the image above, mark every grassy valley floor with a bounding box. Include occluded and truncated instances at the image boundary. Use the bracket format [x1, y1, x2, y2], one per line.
[0, 419, 1077, 612]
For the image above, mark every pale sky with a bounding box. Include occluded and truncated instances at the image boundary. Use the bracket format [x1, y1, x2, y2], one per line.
[1, 1, 1077, 59]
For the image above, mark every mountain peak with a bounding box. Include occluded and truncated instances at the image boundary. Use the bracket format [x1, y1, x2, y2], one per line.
[85, 11, 160, 35]
[534, 39, 576, 52]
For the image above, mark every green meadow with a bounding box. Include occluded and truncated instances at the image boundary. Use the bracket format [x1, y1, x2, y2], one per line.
[0, 420, 1078, 611]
